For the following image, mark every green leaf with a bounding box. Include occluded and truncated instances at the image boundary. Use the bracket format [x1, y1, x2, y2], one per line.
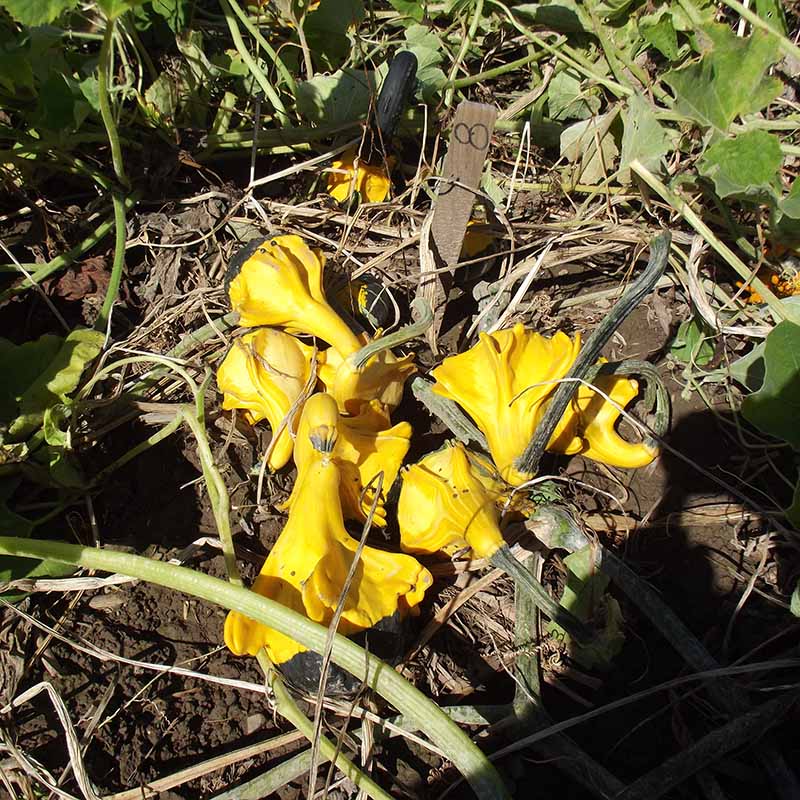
[7, 329, 104, 442]
[670, 317, 715, 366]
[546, 545, 625, 670]
[619, 94, 672, 182]
[512, 3, 588, 33]
[773, 178, 800, 246]
[95, 0, 144, 19]
[305, 0, 364, 71]
[296, 68, 376, 125]
[699, 130, 782, 200]
[0, 44, 34, 93]
[141, 71, 179, 126]
[150, 0, 188, 31]
[663, 24, 782, 136]
[742, 321, 800, 450]
[0, 334, 62, 424]
[639, 9, 682, 60]
[547, 68, 601, 121]
[0, 0, 79, 25]
[559, 110, 619, 186]
[754, 0, 788, 35]
[404, 24, 446, 101]
[388, 0, 424, 22]
[78, 75, 101, 113]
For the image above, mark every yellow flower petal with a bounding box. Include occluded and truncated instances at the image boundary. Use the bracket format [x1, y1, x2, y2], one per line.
[216, 329, 316, 470]
[431, 323, 581, 484]
[398, 442, 506, 560]
[326, 150, 392, 203]
[228, 235, 362, 356]
[224, 397, 432, 664]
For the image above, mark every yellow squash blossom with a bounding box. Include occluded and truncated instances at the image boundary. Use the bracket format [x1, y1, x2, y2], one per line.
[216, 329, 316, 470]
[224, 397, 432, 664]
[431, 324, 581, 485]
[284, 394, 411, 525]
[398, 442, 506, 560]
[319, 335, 416, 416]
[326, 149, 392, 203]
[227, 235, 362, 357]
[549, 374, 658, 468]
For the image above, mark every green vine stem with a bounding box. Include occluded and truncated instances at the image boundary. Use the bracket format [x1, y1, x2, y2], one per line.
[220, 0, 290, 127]
[444, 0, 485, 106]
[515, 232, 671, 476]
[95, 192, 127, 332]
[94, 13, 130, 333]
[490, 545, 595, 645]
[350, 298, 433, 370]
[0, 536, 511, 800]
[225, 0, 297, 98]
[97, 18, 128, 188]
[448, 47, 551, 89]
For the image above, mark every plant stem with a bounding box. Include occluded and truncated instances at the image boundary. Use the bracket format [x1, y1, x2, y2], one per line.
[225, 0, 297, 97]
[445, 0, 485, 106]
[0, 536, 511, 800]
[95, 192, 127, 333]
[220, 0, 290, 127]
[97, 18, 128, 188]
[629, 160, 793, 324]
[350, 298, 433, 370]
[449, 47, 550, 89]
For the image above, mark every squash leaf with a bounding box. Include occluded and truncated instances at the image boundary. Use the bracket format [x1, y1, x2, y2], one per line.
[296, 68, 376, 125]
[742, 321, 800, 450]
[5, 329, 104, 442]
[663, 23, 782, 136]
[699, 130, 782, 200]
[0, 0, 80, 25]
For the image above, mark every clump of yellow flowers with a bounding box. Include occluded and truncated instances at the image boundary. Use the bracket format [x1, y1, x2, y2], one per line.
[218, 234, 659, 679]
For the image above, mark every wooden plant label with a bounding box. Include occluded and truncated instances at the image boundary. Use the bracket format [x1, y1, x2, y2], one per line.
[419, 100, 496, 352]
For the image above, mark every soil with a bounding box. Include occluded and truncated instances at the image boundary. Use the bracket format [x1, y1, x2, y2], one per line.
[2, 187, 798, 800]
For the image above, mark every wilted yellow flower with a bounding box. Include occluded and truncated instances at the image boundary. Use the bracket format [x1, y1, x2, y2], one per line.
[224, 397, 432, 664]
[319, 335, 416, 416]
[216, 329, 316, 470]
[326, 149, 392, 203]
[284, 394, 411, 526]
[432, 324, 581, 485]
[227, 235, 362, 357]
[398, 442, 506, 560]
[549, 374, 658, 468]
